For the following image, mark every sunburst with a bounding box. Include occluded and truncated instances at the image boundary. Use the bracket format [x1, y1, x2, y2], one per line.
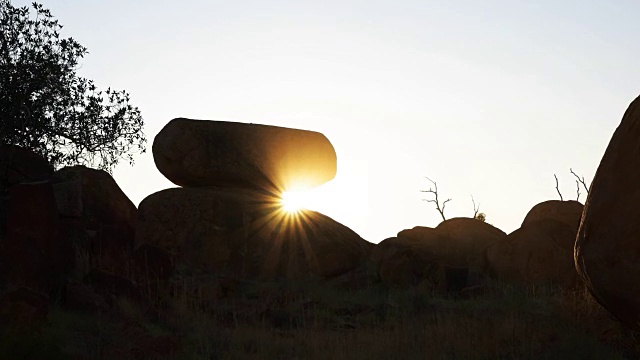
[280, 189, 308, 214]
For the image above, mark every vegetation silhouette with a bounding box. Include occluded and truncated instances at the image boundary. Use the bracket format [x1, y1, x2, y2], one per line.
[553, 169, 591, 201]
[421, 177, 488, 222]
[0, 1, 146, 173]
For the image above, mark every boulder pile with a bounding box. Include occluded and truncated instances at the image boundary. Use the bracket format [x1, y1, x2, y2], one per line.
[373, 218, 507, 292]
[136, 119, 372, 283]
[379, 199, 587, 293]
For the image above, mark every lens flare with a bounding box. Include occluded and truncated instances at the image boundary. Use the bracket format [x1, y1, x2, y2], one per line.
[280, 190, 308, 213]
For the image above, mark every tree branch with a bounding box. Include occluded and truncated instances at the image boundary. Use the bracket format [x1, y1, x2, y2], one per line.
[570, 168, 589, 195]
[420, 177, 451, 221]
[471, 195, 479, 218]
[554, 174, 563, 201]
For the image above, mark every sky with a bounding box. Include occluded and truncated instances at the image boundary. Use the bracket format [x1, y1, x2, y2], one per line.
[12, 0, 640, 242]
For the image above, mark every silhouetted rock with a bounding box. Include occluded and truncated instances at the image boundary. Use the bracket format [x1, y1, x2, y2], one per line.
[152, 118, 337, 191]
[130, 332, 182, 359]
[0, 287, 49, 334]
[0, 144, 53, 190]
[135, 187, 372, 282]
[134, 244, 175, 281]
[398, 217, 507, 272]
[62, 280, 110, 314]
[52, 166, 137, 275]
[522, 200, 584, 231]
[0, 145, 53, 246]
[322, 265, 376, 291]
[374, 236, 447, 291]
[575, 95, 640, 329]
[0, 181, 68, 293]
[52, 177, 83, 218]
[369, 235, 428, 269]
[84, 268, 141, 306]
[487, 219, 578, 287]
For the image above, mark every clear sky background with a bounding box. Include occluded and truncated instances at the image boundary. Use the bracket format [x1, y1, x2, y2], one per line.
[14, 0, 640, 242]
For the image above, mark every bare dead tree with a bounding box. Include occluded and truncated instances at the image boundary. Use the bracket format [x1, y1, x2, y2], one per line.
[470, 195, 487, 221]
[471, 195, 480, 218]
[554, 174, 563, 201]
[570, 168, 589, 198]
[420, 177, 451, 221]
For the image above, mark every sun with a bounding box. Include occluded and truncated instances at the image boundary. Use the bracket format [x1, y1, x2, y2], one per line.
[280, 189, 309, 213]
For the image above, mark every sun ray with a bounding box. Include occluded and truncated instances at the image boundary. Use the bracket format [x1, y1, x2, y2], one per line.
[280, 189, 308, 213]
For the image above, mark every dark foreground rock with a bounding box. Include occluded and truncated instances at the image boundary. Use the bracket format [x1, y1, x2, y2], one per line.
[52, 165, 138, 275]
[397, 218, 507, 272]
[575, 94, 640, 329]
[522, 200, 584, 231]
[135, 187, 372, 282]
[0, 144, 53, 191]
[487, 219, 578, 287]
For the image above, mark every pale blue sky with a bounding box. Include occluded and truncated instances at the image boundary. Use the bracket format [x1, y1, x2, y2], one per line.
[14, 0, 640, 242]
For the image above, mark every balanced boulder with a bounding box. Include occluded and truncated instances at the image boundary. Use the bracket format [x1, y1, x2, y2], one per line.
[575, 95, 640, 329]
[135, 187, 372, 281]
[152, 118, 337, 191]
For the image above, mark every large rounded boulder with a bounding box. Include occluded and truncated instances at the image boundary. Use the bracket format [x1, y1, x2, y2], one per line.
[52, 166, 138, 275]
[398, 218, 507, 271]
[575, 95, 640, 329]
[0, 145, 53, 190]
[370, 235, 447, 291]
[135, 187, 372, 281]
[522, 200, 584, 232]
[152, 119, 337, 191]
[487, 219, 578, 287]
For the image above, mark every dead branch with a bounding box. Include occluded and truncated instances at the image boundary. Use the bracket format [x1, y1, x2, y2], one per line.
[575, 180, 581, 201]
[471, 195, 480, 218]
[554, 174, 563, 201]
[420, 177, 451, 221]
[570, 168, 589, 195]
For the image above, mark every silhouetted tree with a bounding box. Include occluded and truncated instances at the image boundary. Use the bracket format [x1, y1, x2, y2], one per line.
[554, 174, 563, 201]
[0, 1, 146, 172]
[420, 177, 451, 221]
[570, 168, 590, 201]
[471, 195, 480, 216]
[552, 169, 591, 202]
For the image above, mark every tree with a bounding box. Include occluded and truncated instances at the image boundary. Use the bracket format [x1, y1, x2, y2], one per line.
[0, 1, 146, 172]
[554, 173, 563, 201]
[552, 169, 591, 202]
[420, 177, 451, 221]
[471, 195, 486, 222]
[570, 168, 590, 201]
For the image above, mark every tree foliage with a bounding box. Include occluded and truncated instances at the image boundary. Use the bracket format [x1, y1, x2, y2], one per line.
[0, 1, 146, 172]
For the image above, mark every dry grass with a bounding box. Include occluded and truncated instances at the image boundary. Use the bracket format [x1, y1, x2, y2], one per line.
[2, 239, 640, 359]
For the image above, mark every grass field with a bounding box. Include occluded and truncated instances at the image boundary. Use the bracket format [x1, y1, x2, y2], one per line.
[3, 269, 640, 360]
